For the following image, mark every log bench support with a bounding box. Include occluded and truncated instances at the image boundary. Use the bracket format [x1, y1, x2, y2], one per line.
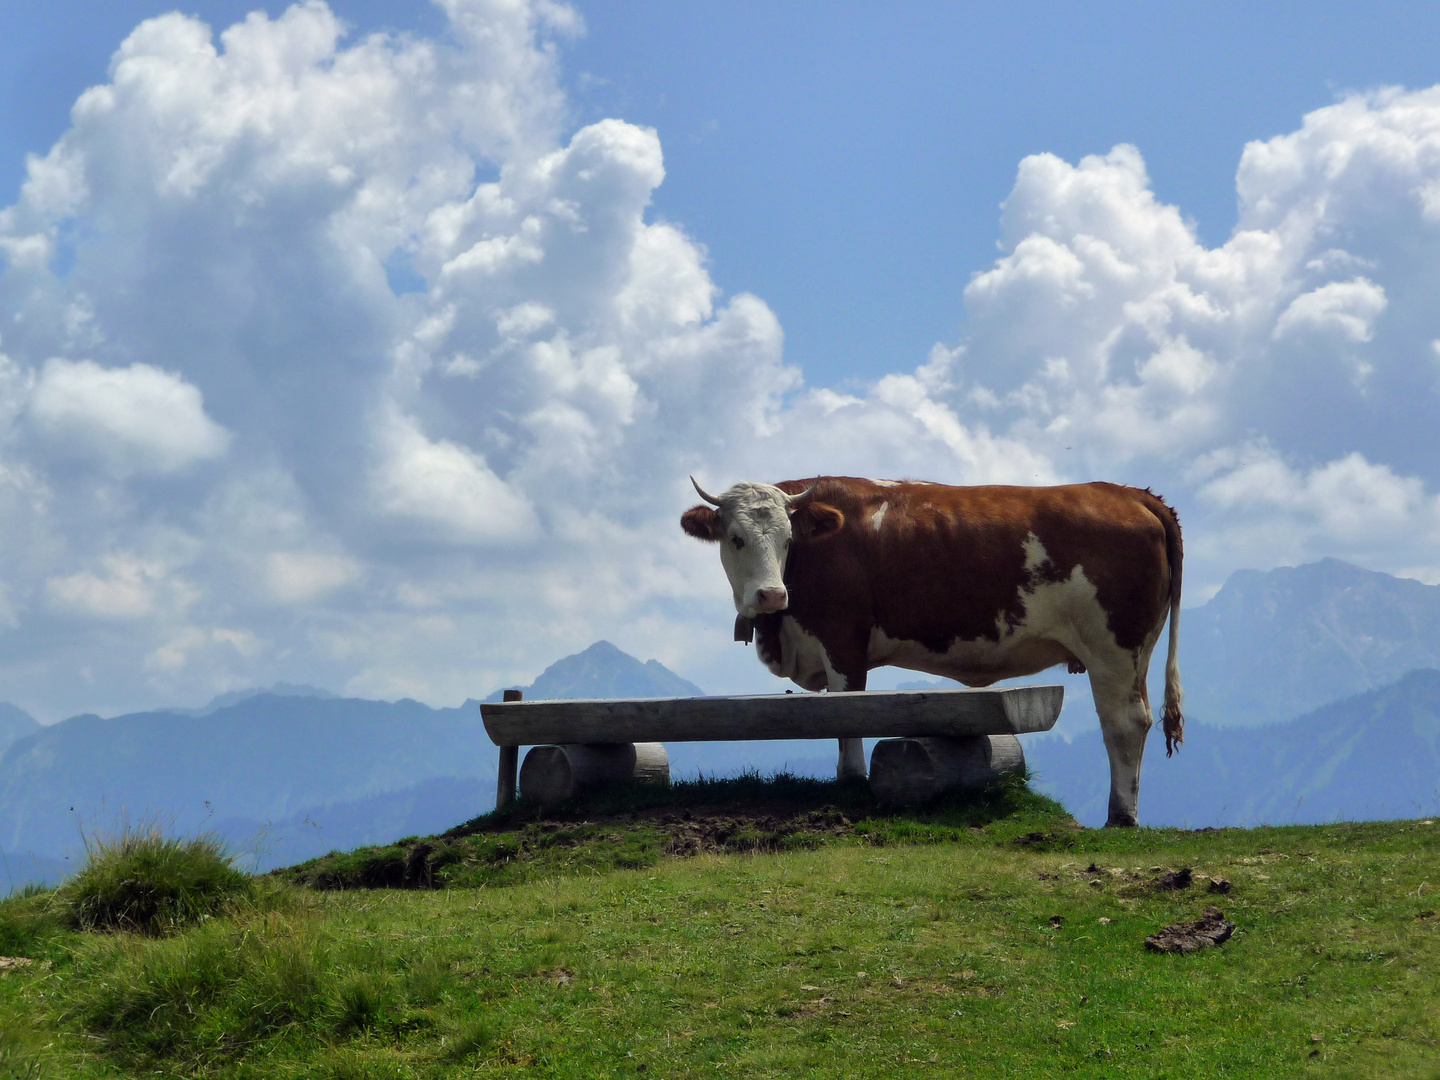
[869, 734, 1024, 806]
[519, 742, 670, 805]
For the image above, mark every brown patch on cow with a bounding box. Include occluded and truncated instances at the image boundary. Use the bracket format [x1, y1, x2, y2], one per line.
[680, 504, 723, 541]
[791, 501, 845, 541]
[753, 612, 782, 663]
[1144, 907, 1236, 954]
[771, 478, 1177, 680]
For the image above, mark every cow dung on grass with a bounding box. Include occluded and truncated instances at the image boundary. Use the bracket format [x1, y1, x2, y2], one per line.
[1144, 907, 1236, 953]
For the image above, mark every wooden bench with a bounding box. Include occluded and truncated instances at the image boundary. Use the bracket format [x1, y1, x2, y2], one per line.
[480, 685, 1063, 808]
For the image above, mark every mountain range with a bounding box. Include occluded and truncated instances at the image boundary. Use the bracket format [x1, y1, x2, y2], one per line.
[1027, 668, 1440, 828]
[3, 559, 1440, 887]
[1178, 558, 1440, 727]
[0, 641, 699, 884]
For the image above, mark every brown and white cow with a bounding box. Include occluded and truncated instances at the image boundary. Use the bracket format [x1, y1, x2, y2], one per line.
[680, 476, 1184, 827]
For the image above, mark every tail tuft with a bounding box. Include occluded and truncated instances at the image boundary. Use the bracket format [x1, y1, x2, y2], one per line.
[1162, 698, 1184, 757]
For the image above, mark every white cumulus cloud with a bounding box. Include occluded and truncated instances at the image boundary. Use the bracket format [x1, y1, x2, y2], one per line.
[28, 358, 229, 475]
[2, 2, 1440, 717]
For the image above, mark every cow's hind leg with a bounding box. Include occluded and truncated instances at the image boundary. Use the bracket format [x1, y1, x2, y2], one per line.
[1090, 669, 1154, 827]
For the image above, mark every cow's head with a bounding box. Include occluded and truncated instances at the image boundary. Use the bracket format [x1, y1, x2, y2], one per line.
[680, 477, 845, 617]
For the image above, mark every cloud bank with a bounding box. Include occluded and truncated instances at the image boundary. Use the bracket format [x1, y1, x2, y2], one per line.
[2, 1, 1439, 717]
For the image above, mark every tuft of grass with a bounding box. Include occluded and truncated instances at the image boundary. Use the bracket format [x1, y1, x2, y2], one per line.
[0, 1024, 42, 1080]
[445, 1014, 501, 1062]
[332, 971, 391, 1034]
[52, 824, 251, 936]
[402, 954, 456, 1007]
[0, 885, 63, 961]
[66, 909, 330, 1061]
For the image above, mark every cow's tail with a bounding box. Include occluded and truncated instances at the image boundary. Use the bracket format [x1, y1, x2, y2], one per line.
[1152, 494, 1185, 757]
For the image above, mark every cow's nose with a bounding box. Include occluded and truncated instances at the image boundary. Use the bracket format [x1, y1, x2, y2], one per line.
[755, 588, 788, 612]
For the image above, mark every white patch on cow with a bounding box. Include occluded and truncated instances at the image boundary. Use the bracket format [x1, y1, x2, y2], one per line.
[1021, 531, 1048, 574]
[870, 501, 889, 532]
[872, 479, 901, 487]
[865, 540, 1150, 691]
[863, 531, 1167, 824]
[762, 615, 835, 692]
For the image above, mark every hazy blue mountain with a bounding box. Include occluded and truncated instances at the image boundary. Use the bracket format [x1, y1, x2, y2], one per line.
[0, 642, 711, 887]
[0, 703, 39, 755]
[0, 694, 495, 870]
[167, 682, 339, 717]
[216, 776, 493, 873]
[1179, 558, 1440, 727]
[1027, 668, 1440, 828]
[483, 640, 704, 702]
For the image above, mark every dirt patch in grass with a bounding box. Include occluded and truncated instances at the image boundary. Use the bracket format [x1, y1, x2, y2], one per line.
[277, 773, 1073, 891]
[460, 798, 856, 852]
[1144, 906, 1237, 953]
[605, 804, 852, 856]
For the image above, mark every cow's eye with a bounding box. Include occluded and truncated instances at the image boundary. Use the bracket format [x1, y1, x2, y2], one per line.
[731, 535, 745, 550]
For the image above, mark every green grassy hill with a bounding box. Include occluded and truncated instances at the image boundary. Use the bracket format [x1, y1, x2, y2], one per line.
[0, 778, 1436, 1079]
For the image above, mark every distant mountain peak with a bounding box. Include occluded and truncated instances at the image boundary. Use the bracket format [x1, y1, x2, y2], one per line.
[485, 641, 704, 702]
[0, 703, 40, 756]
[169, 682, 340, 718]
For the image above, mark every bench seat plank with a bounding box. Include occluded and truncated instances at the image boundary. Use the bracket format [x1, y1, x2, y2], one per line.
[480, 685, 1063, 746]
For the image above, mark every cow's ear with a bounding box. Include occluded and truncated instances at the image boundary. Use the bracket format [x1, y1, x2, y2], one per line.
[791, 501, 844, 541]
[681, 504, 724, 542]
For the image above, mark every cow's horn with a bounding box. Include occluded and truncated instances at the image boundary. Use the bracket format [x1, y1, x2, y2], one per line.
[784, 479, 819, 507]
[691, 476, 722, 506]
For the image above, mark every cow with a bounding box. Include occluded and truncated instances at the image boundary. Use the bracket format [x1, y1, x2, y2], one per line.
[680, 476, 1184, 827]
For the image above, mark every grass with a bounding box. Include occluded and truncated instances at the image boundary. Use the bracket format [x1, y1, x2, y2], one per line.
[0, 778, 1435, 1077]
[276, 771, 1064, 891]
[52, 823, 251, 935]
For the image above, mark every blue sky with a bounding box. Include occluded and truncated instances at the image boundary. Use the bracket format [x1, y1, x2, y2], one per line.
[2, 0, 1440, 719]
[10, 2, 1440, 385]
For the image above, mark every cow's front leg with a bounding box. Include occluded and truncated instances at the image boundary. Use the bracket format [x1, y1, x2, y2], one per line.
[830, 668, 868, 781]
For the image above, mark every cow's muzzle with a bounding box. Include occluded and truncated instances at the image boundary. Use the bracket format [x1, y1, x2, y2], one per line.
[754, 587, 788, 613]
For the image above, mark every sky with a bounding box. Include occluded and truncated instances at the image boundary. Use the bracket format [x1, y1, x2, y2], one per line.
[3, 0, 1440, 721]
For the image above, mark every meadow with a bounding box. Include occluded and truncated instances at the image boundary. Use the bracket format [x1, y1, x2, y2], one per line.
[0, 777, 1436, 1079]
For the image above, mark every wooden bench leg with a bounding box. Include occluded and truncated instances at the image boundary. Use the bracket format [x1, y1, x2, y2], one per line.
[496, 745, 519, 810]
[495, 688, 523, 811]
